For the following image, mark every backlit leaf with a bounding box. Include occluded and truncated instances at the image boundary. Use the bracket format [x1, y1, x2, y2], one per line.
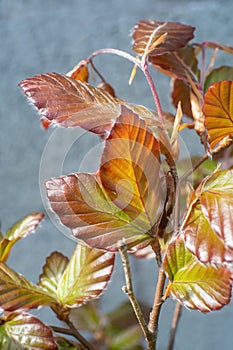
[57, 242, 115, 307]
[203, 80, 233, 149]
[200, 170, 233, 250]
[100, 106, 164, 230]
[19, 72, 119, 135]
[132, 20, 195, 56]
[66, 63, 89, 82]
[19, 73, 160, 135]
[0, 262, 56, 311]
[46, 107, 165, 251]
[2, 312, 57, 349]
[0, 213, 44, 262]
[204, 66, 233, 92]
[38, 252, 69, 298]
[183, 203, 233, 264]
[182, 169, 233, 263]
[164, 235, 232, 312]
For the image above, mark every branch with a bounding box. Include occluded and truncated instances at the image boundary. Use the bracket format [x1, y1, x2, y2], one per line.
[148, 267, 166, 335]
[118, 242, 155, 349]
[51, 324, 96, 350]
[167, 302, 182, 350]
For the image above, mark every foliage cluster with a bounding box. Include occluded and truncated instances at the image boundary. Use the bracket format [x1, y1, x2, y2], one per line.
[1, 20, 233, 349]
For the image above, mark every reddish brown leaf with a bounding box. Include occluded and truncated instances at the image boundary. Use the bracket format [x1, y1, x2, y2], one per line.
[19, 72, 160, 135]
[182, 169, 233, 263]
[19, 72, 119, 135]
[171, 79, 193, 118]
[183, 203, 233, 264]
[203, 80, 233, 149]
[150, 45, 199, 82]
[132, 20, 195, 56]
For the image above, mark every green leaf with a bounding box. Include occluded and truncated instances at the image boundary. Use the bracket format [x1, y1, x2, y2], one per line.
[57, 242, 115, 307]
[0, 213, 44, 262]
[204, 66, 233, 92]
[46, 106, 165, 252]
[0, 312, 57, 349]
[0, 262, 56, 311]
[203, 80, 233, 149]
[56, 337, 82, 349]
[69, 301, 100, 332]
[163, 235, 233, 312]
[39, 252, 69, 298]
[109, 325, 143, 350]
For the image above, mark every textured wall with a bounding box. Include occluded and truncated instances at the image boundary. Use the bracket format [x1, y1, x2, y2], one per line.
[1, 0, 233, 349]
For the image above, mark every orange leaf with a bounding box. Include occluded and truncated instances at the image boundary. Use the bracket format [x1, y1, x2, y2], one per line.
[66, 63, 89, 82]
[132, 20, 195, 56]
[45, 107, 165, 251]
[203, 80, 233, 149]
[100, 106, 164, 230]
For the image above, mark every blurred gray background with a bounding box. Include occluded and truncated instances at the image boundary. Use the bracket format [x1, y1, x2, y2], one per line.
[1, 0, 233, 349]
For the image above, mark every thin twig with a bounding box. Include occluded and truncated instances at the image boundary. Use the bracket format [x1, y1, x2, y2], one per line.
[118, 242, 155, 349]
[179, 152, 208, 184]
[148, 267, 166, 336]
[167, 302, 182, 350]
[51, 324, 96, 350]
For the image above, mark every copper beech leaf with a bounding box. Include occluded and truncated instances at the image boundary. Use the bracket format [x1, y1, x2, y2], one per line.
[46, 107, 164, 251]
[203, 80, 233, 149]
[38, 252, 69, 298]
[56, 242, 115, 307]
[0, 262, 56, 312]
[163, 235, 232, 312]
[132, 20, 195, 57]
[150, 45, 199, 83]
[19, 73, 159, 135]
[0, 213, 44, 262]
[19, 72, 119, 135]
[1, 312, 57, 350]
[182, 169, 233, 263]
